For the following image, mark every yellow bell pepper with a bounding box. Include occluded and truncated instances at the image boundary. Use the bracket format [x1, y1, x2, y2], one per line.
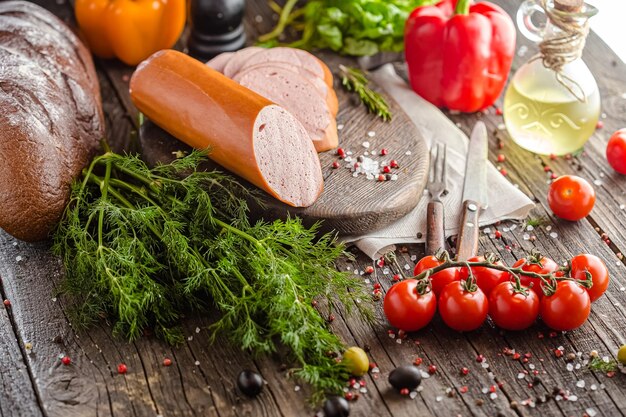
[75, 0, 186, 66]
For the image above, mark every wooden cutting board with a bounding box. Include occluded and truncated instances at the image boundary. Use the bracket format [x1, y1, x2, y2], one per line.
[140, 69, 429, 235]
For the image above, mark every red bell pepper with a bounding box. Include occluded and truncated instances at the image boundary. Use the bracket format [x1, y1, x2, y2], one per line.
[404, 0, 515, 112]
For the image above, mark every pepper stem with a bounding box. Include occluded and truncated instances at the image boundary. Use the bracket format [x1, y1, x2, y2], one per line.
[455, 0, 471, 15]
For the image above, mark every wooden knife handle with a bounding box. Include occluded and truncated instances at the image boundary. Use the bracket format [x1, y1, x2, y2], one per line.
[456, 200, 481, 261]
[426, 200, 445, 255]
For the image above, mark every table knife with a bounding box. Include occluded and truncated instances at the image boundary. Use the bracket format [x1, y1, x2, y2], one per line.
[456, 121, 489, 261]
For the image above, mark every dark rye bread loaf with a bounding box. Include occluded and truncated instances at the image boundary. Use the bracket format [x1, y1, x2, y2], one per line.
[0, 1, 104, 242]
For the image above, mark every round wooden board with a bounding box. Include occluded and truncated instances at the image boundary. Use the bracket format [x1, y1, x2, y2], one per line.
[140, 72, 429, 235]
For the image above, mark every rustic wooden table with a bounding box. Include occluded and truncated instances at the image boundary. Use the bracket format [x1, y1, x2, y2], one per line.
[2, 1, 626, 416]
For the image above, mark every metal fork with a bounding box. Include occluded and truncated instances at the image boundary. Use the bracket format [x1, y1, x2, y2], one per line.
[425, 143, 448, 255]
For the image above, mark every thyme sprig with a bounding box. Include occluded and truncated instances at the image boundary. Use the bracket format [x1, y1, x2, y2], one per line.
[340, 64, 392, 122]
[53, 150, 372, 402]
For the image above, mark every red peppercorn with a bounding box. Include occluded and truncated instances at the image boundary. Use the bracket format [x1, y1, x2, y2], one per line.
[390, 160, 399, 168]
[397, 329, 407, 339]
[460, 386, 469, 394]
[332, 161, 340, 169]
[3, 299, 10, 307]
[607, 371, 616, 378]
[328, 314, 335, 322]
[380, 149, 388, 156]
[377, 174, 386, 182]
[524, 353, 532, 358]
[596, 120, 604, 129]
[564, 154, 572, 160]
[499, 168, 508, 176]
[311, 300, 318, 307]
[163, 358, 172, 367]
[377, 258, 385, 267]
[373, 283, 381, 290]
[414, 357, 423, 366]
[497, 154, 505, 163]
[359, 379, 366, 387]
[498, 381, 505, 389]
[392, 274, 401, 282]
[512, 353, 521, 360]
[489, 385, 497, 393]
[364, 266, 374, 274]
[538, 332, 545, 339]
[336, 148, 345, 156]
[495, 108, 503, 116]
[550, 173, 558, 180]
[543, 166, 551, 172]
[383, 166, 391, 174]
[549, 331, 558, 338]
[428, 364, 437, 374]
[345, 392, 354, 401]
[460, 367, 470, 376]
[400, 388, 410, 396]
[476, 354, 485, 363]
[61, 356, 71, 366]
[495, 231, 502, 239]
[369, 362, 377, 370]
[349, 378, 357, 386]
[117, 363, 127, 374]
[554, 349, 563, 358]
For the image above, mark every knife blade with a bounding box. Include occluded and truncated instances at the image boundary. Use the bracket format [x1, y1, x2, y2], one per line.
[456, 121, 489, 260]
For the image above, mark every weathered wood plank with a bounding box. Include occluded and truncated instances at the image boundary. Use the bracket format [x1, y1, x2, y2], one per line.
[0, 295, 43, 417]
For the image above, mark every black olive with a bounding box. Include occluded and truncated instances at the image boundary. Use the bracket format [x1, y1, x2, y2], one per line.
[322, 396, 350, 417]
[237, 370, 264, 397]
[388, 365, 422, 391]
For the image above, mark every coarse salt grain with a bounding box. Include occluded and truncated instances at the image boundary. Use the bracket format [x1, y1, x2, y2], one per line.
[404, 264, 411, 270]
[566, 363, 574, 371]
[517, 373, 526, 379]
[337, 124, 344, 130]
[586, 409, 598, 417]
[550, 232, 558, 238]
[410, 391, 418, 399]
[195, 327, 201, 333]
[367, 131, 375, 137]
[194, 360, 200, 366]
[421, 371, 431, 379]
[436, 396, 442, 402]
[406, 151, 412, 155]
[490, 393, 498, 400]
[294, 385, 301, 392]
[483, 228, 491, 234]
[383, 268, 390, 274]
[527, 225, 534, 231]
[523, 234, 530, 240]
[576, 380, 585, 388]
[15, 256, 22, 262]
[568, 395, 578, 401]
[594, 179, 603, 186]
[362, 141, 370, 148]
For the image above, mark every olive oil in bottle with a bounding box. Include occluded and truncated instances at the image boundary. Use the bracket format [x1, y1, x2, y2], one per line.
[503, 0, 599, 156]
[503, 59, 600, 156]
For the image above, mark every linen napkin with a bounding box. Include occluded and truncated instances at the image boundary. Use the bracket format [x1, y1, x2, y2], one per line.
[341, 64, 535, 260]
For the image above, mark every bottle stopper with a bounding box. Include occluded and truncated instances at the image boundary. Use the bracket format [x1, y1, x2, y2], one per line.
[187, 0, 246, 61]
[554, 0, 584, 13]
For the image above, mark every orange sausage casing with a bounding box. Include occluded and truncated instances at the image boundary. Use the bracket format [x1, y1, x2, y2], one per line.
[129, 50, 323, 207]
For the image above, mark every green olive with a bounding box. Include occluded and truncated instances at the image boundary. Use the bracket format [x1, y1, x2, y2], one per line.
[618, 345, 626, 365]
[341, 346, 369, 376]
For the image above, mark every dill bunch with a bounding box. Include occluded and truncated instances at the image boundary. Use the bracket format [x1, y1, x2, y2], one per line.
[53, 150, 372, 400]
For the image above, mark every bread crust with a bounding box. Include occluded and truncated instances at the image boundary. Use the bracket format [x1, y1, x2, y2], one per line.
[0, 1, 104, 241]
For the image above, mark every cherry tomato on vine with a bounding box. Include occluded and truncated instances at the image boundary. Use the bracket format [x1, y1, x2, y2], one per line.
[488, 282, 539, 331]
[547, 175, 595, 221]
[541, 281, 591, 331]
[570, 253, 609, 302]
[438, 281, 488, 331]
[606, 129, 626, 174]
[459, 256, 508, 296]
[384, 279, 436, 332]
[414, 256, 460, 296]
[511, 256, 558, 298]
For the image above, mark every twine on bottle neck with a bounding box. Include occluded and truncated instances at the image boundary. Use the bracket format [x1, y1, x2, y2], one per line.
[533, 0, 590, 102]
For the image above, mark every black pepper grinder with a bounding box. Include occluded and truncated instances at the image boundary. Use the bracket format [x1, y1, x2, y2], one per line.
[187, 0, 246, 61]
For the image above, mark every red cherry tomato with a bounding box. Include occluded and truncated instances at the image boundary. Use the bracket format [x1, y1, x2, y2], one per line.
[570, 254, 609, 302]
[541, 281, 591, 331]
[438, 281, 488, 331]
[459, 256, 508, 296]
[606, 129, 626, 174]
[547, 175, 595, 221]
[383, 279, 437, 332]
[414, 256, 460, 296]
[488, 282, 539, 331]
[511, 256, 558, 298]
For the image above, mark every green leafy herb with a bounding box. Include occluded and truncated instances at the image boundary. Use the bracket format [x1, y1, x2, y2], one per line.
[340, 64, 391, 121]
[259, 0, 437, 56]
[588, 356, 618, 372]
[53, 150, 372, 402]
[524, 217, 547, 228]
